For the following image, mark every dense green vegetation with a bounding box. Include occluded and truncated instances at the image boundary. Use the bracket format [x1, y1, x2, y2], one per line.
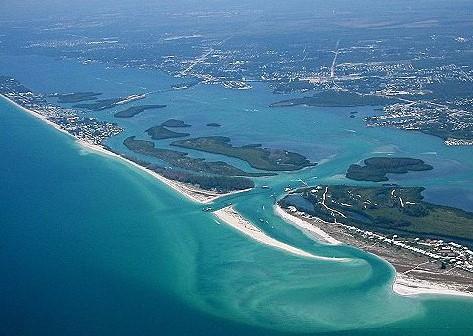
[280, 185, 473, 245]
[161, 119, 191, 127]
[270, 90, 393, 108]
[421, 125, 473, 142]
[51, 92, 102, 103]
[114, 105, 167, 118]
[206, 123, 221, 127]
[172, 136, 315, 171]
[146, 126, 190, 140]
[346, 157, 433, 182]
[152, 166, 254, 192]
[120, 155, 254, 192]
[123, 137, 273, 178]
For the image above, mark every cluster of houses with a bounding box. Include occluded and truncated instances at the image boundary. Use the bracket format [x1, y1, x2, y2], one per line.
[284, 205, 473, 274]
[368, 101, 473, 146]
[1, 79, 123, 145]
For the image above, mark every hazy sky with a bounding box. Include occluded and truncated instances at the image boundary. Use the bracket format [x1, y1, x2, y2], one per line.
[1, 0, 468, 21]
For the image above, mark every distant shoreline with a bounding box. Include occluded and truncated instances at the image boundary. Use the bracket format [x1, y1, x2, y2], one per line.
[0, 94, 249, 205]
[275, 204, 473, 298]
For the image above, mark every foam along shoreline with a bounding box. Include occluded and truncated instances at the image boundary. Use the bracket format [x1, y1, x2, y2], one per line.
[214, 206, 350, 262]
[274, 204, 341, 245]
[0, 94, 248, 204]
[275, 204, 473, 298]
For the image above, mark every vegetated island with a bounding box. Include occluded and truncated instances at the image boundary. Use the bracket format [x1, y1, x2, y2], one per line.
[145, 125, 190, 140]
[346, 157, 433, 182]
[120, 154, 254, 193]
[50, 92, 102, 103]
[73, 94, 146, 111]
[278, 185, 473, 295]
[124, 137, 273, 178]
[206, 123, 221, 127]
[122, 137, 277, 193]
[270, 90, 393, 108]
[161, 119, 191, 127]
[114, 104, 167, 118]
[171, 136, 315, 171]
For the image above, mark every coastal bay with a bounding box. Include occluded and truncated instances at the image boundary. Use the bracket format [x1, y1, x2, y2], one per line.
[2, 53, 473, 335]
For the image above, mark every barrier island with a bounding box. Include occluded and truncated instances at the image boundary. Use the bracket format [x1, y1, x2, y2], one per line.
[278, 185, 473, 294]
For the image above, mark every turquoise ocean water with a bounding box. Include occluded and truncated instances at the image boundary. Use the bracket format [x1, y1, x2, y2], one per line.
[1, 55, 473, 335]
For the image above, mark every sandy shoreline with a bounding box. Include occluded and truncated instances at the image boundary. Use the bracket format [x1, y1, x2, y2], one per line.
[214, 206, 350, 262]
[275, 205, 473, 298]
[0, 94, 248, 205]
[274, 204, 341, 245]
[393, 274, 473, 298]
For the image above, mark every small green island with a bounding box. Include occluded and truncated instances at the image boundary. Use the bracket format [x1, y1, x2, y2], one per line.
[171, 136, 315, 171]
[114, 104, 167, 118]
[50, 92, 102, 103]
[145, 126, 190, 140]
[279, 185, 473, 245]
[270, 90, 392, 108]
[346, 157, 433, 182]
[161, 119, 191, 128]
[206, 123, 221, 127]
[123, 136, 273, 178]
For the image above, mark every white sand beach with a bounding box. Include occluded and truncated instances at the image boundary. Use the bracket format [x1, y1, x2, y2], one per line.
[214, 205, 350, 262]
[274, 204, 341, 245]
[393, 274, 473, 298]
